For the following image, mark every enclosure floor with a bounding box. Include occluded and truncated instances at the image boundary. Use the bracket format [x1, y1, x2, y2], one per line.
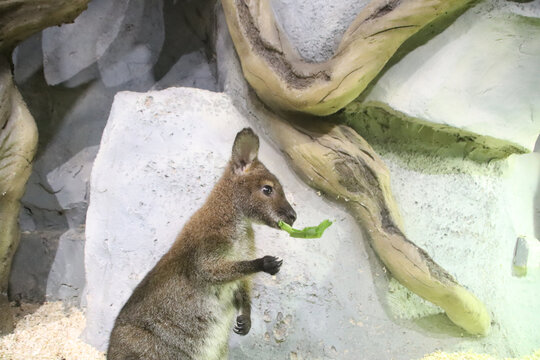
[0, 301, 538, 360]
[421, 350, 540, 360]
[0, 302, 105, 360]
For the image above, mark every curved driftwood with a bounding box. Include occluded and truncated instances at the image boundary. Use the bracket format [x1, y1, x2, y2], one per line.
[0, 0, 89, 333]
[221, 0, 473, 115]
[0, 0, 90, 54]
[0, 57, 38, 333]
[262, 115, 490, 335]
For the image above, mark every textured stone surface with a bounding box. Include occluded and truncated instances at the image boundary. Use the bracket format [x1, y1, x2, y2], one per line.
[10, 0, 217, 304]
[270, 0, 369, 62]
[9, 146, 96, 303]
[95, 0, 164, 88]
[152, 50, 216, 91]
[82, 88, 436, 357]
[42, 0, 130, 86]
[216, 7, 540, 355]
[42, 0, 166, 88]
[83, 87, 540, 358]
[6, 0, 539, 357]
[352, 1, 540, 153]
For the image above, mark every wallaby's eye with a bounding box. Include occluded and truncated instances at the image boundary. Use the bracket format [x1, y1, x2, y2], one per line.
[262, 185, 273, 196]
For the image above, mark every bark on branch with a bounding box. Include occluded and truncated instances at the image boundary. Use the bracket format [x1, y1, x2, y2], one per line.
[263, 115, 491, 335]
[0, 56, 38, 333]
[0, 0, 90, 54]
[221, 0, 474, 115]
[0, 0, 88, 333]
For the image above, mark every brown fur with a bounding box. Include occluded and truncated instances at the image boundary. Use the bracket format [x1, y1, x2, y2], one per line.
[107, 128, 296, 360]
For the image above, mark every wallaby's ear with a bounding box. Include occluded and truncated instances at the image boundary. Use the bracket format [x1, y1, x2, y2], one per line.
[231, 128, 259, 174]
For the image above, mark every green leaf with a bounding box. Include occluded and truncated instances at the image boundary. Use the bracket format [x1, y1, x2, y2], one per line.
[278, 219, 333, 238]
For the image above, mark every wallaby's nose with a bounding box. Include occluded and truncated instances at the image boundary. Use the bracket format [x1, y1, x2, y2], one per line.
[283, 207, 297, 226]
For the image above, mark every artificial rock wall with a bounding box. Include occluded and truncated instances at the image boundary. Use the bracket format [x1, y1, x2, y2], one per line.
[7, 0, 540, 358]
[81, 87, 540, 358]
[346, 0, 540, 157]
[9, 0, 217, 304]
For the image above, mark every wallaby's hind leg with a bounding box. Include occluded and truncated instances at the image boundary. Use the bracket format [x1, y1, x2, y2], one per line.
[216, 338, 229, 360]
[233, 280, 252, 335]
[108, 324, 194, 360]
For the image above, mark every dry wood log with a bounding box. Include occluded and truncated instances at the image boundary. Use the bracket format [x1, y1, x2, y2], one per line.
[0, 56, 38, 333]
[224, 0, 489, 335]
[221, 0, 474, 116]
[262, 114, 491, 335]
[0, 0, 90, 54]
[0, 0, 89, 333]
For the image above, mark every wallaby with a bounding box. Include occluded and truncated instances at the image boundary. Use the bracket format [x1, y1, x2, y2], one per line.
[107, 128, 297, 360]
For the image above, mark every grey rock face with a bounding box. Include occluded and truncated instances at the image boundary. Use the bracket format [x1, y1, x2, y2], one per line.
[96, 0, 165, 88]
[153, 50, 217, 91]
[10, 0, 217, 305]
[7, 0, 540, 358]
[42, 0, 131, 86]
[9, 228, 85, 305]
[10, 146, 96, 303]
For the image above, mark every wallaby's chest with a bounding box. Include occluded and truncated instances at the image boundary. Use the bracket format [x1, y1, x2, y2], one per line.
[227, 225, 255, 260]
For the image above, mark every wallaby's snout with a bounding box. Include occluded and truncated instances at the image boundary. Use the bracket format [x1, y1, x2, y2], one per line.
[279, 203, 297, 226]
[230, 127, 296, 229]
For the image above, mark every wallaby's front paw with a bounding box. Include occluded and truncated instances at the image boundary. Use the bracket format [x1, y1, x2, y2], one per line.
[261, 256, 283, 275]
[233, 315, 251, 336]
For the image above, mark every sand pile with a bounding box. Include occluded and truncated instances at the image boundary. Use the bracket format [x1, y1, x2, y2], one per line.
[0, 302, 104, 360]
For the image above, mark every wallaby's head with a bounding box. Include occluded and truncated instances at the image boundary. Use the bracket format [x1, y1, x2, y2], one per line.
[228, 128, 296, 228]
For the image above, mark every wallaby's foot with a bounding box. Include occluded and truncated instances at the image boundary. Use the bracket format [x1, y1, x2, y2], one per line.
[233, 314, 251, 335]
[260, 256, 283, 275]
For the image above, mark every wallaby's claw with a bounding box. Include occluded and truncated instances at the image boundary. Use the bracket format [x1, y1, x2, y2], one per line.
[262, 255, 283, 275]
[233, 315, 251, 335]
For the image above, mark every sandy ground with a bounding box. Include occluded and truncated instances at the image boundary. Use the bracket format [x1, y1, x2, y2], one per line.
[0, 302, 538, 360]
[0, 302, 105, 360]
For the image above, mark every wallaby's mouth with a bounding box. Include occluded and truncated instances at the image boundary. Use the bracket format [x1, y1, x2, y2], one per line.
[278, 206, 297, 228]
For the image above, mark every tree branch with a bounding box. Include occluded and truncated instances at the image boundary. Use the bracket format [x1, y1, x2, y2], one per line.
[0, 0, 91, 54]
[262, 114, 491, 335]
[221, 0, 474, 115]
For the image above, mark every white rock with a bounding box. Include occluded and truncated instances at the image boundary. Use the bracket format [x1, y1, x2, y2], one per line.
[82, 87, 373, 352]
[83, 85, 540, 357]
[361, 2, 540, 152]
[270, 0, 369, 62]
